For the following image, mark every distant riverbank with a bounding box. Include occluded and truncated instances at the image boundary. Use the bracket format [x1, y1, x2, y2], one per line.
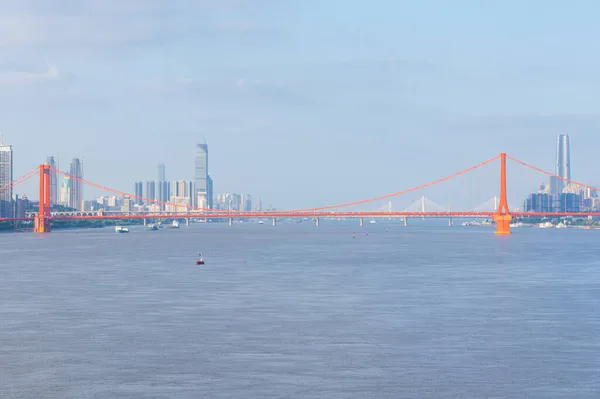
[0, 219, 148, 232]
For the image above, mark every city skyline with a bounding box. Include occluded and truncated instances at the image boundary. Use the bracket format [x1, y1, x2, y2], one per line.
[10, 142, 267, 212]
[0, 133, 595, 213]
[128, 149, 261, 213]
[523, 134, 599, 213]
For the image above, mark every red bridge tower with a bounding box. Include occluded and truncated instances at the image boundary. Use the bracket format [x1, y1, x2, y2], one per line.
[34, 164, 51, 233]
[494, 152, 512, 235]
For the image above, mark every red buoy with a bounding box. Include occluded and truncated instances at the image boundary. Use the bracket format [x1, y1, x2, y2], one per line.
[196, 260, 204, 265]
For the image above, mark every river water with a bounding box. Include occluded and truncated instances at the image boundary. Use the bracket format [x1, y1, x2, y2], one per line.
[1, 222, 599, 398]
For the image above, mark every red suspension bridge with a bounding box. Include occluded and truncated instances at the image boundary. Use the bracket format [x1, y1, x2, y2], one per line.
[2, 153, 600, 235]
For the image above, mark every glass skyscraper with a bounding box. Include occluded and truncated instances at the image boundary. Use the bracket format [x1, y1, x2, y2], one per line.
[145, 181, 156, 203]
[555, 134, 571, 187]
[134, 181, 143, 205]
[69, 158, 83, 210]
[549, 134, 571, 211]
[194, 143, 213, 209]
[0, 144, 13, 217]
[46, 156, 58, 205]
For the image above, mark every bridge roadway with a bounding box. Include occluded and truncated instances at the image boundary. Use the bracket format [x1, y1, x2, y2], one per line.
[2, 211, 600, 222]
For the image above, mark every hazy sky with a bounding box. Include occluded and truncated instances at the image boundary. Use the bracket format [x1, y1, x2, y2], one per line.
[1, 0, 600, 209]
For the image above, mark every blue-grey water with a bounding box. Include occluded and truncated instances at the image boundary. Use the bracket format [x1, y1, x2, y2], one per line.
[1, 222, 599, 398]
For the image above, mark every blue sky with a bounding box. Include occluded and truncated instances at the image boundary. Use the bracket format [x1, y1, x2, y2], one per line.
[1, 0, 600, 209]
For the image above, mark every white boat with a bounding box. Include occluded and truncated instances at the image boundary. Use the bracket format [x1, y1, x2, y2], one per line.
[258, 220, 264, 224]
[115, 226, 129, 233]
[170, 220, 180, 228]
[369, 220, 376, 224]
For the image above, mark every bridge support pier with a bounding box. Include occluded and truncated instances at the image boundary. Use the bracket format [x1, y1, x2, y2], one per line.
[449, 218, 453, 227]
[359, 217, 363, 227]
[404, 218, 407, 227]
[315, 217, 319, 227]
[143, 218, 147, 226]
[186, 218, 189, 226]
[229, 218, 233, 227]
[34, 216, 51, 233]
[494, 214, 512, 235]
[272, 217, 276, 227]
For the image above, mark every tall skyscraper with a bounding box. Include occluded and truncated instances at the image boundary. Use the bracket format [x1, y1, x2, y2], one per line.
[243, 194, 252, 212]
[555, 134, 571, 182]
[145, 181, 156, 204]
[194, 143, 213, 209]
[46, 156, 58, 206]
[158, 163, 166, 182]
[69, 158, 83, 210]
[0, 144, 13, 217]
[207, 175, 213, 209]
[156, 164, 168, 210]
[231, 193, 242, 211]
[157, 181, 170, 209]
[134, 182, 143, 205]
[549, 134, 571, 211]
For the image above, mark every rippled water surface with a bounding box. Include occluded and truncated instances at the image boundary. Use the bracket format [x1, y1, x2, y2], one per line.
[1, 222, 599, 398]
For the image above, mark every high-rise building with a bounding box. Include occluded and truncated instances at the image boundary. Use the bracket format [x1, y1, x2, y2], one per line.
[158, 163, 166, 182]
[60, 176, 71, 206]
[556, 134, 571, 182]
[170, 180, 194, 212]
[171, 180, 194, 199]
[145, 181, 156, 204]
[0, 144, 13, 217]
[207, 175, 213, 209]
[523, 192, 552, 213]
[46, 156, 58, 206]
[231, 193, 242, 211]
[157, 163, 167, 209]
[157, 181, 171, 209]
[134, 182, 143, 205]
[14, 194, 26, 219]
[243, 194, 252, 212]
[194, 143, 209, 208]
[122, 195, 133, 212]
[194, 143, 213, 209]
[550, 134, 571, 211]
[69, 158, 83, 210]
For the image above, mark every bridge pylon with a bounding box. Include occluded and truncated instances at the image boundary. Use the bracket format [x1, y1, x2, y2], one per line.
[34, 164, 52, 233]
[493, 153, 512, 235]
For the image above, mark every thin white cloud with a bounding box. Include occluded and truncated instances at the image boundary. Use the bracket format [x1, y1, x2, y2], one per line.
[0, 0, 269, 48]
[152, 75, 264, 92]
[236, 78, 263, 88]
[0, 63, 59, 87]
